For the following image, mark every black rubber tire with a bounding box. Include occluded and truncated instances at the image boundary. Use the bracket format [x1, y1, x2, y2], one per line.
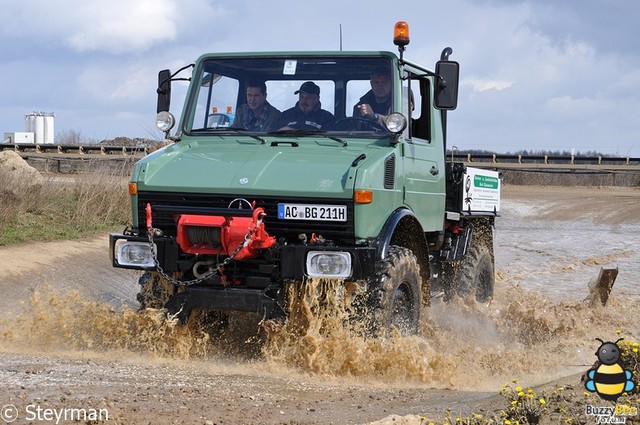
[136, 271, 175, 309]
[368, 245, 422, 336]
[445, 223, 495, 303]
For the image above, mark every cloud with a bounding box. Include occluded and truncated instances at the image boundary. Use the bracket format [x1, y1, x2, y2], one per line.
[0, 0, 225, 54]
[66, 0, 178, 53]
[76, 63, 154, 104]
[544, 95, 598, 116]
[465, 79, 514, 93]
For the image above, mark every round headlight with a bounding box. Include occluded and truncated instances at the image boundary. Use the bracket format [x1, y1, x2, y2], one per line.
[385, 113, 407, 134]
[156, 111, 175, 132]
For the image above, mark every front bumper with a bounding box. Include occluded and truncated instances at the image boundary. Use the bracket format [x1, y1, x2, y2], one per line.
[110, 232, 376, 319]
[109, 233, 376, 280]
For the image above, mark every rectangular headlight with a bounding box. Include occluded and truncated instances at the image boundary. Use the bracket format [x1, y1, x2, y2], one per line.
[306, 251, 351, 278]
[116, 240, 156, 268]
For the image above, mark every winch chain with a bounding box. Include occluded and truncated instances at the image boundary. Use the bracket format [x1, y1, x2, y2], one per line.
[146, 216, 264, 287]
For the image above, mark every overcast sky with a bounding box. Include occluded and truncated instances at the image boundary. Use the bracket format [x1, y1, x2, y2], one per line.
[1, 0, 639, 156]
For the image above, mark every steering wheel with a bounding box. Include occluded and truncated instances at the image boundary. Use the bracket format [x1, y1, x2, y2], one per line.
[333, 117, 386, 132]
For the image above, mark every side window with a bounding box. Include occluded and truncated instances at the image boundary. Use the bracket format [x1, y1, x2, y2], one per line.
[192, 75, 239, 130]
[346, 80, 371, 118]
[403, 77, 429, 141]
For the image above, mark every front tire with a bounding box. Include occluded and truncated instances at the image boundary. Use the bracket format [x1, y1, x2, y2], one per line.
[137, 271, 175, 309]
[368, 245, 422, 335]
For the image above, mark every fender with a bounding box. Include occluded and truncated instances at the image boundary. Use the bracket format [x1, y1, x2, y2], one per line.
[376, 208, 431, 295]
[376, 208, 429, 261]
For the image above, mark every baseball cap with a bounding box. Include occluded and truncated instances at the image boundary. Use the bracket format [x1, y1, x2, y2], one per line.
[294, 81, 320, 95]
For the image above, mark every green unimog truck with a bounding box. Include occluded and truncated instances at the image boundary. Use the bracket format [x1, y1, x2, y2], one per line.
[110, 22, 501, 335]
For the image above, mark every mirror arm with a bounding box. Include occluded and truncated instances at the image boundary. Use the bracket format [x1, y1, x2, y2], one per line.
[157, 64, 195, 93]
[440, 47, 453, 61]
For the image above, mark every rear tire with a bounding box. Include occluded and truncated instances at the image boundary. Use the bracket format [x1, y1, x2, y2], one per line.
[368, 245, 422, 335]
[445, 222, 495, 303]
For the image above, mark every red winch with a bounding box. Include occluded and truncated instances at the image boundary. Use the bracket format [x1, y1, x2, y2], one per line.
[177, 208, 276, 260]
[174, 207, 276, 260]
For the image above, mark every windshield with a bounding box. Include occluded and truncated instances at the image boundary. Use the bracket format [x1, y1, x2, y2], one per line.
[186, 56, 395, 137]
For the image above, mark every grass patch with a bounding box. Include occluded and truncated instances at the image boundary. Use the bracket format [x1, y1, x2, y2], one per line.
[0, 165, 130, 245]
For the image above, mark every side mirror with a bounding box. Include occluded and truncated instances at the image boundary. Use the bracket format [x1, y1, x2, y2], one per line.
[434, 60, 459, 110]
[157, 69, 172, 113]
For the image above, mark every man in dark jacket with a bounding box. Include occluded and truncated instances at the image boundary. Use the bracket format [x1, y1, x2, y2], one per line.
[353, 67, 392, 125]
[277, 81, 334, 131]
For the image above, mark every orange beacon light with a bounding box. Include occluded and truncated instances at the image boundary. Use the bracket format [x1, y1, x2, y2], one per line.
[393, 21, 410, 47]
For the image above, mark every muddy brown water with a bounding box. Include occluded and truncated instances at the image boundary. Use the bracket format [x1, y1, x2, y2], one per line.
[0, 185, 638, 424]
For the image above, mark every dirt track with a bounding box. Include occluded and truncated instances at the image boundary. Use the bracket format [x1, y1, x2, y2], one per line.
[0, 185, 639, 424]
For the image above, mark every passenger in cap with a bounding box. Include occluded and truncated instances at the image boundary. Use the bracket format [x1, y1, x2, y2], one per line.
[277, 81, 334, 131]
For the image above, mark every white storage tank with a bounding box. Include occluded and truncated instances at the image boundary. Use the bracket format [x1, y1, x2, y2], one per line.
[44, 113, 55, 144]
[34, 114, 44, 144]
[25, 111, 55, 144]
[25, 114, 36, 135]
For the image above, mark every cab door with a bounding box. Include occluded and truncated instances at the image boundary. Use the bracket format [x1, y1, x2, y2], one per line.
[402, 76, 446, 232]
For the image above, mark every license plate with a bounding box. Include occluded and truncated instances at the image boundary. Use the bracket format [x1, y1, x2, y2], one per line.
[277, 203, 347, 221]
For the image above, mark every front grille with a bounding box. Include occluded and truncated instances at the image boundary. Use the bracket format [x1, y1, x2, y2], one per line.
[137, 191, 355, 245]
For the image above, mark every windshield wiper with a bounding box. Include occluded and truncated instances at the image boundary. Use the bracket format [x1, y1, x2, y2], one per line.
[192, 127, 266, 144]
[268, 129, 347, 146]
[222, 127, 267, 144]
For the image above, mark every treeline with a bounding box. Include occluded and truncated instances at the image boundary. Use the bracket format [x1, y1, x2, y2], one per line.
[448, 148, 618, 157]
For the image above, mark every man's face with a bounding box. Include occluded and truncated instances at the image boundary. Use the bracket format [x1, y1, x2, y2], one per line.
[246, 86, 266, 112]
[298, 92, 320, 113]
[370, 74, 391, 99]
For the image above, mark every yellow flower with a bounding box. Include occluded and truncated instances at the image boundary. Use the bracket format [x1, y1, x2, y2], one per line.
[517, 391, 525, 397]
[539, 398, 546, 405]
[632, 342, 639, 347]
[633, 347, 638, 353]
[616, 330, 622, 335]
[504, 420, 511, 425]
[515, 386, 523, 392]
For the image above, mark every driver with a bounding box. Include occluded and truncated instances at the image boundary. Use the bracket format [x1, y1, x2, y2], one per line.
[353, 67, 392, 126]
[277, 81, 334, 131]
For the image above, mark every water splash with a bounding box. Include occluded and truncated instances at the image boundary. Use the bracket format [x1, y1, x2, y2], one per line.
[0, 276, 637, 390]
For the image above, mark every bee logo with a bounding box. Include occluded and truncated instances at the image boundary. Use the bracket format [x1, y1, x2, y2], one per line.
[585, 338, 636, 401]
